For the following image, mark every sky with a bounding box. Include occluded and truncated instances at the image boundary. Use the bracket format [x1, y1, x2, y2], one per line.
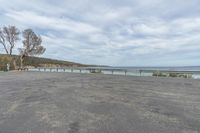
[0, 0, 200, 66]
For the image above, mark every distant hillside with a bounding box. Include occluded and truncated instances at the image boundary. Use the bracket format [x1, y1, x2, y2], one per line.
[0, 54, 88, 71]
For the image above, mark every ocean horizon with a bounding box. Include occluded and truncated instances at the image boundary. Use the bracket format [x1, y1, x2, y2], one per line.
[95, 66, 200, 71]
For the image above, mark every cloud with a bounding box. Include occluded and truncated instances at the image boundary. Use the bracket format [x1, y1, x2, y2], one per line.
[5, 10, 101, 34]
[0, 0, 200, 66]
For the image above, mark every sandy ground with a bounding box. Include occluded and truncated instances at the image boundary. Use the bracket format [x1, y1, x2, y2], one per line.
[0, 72, 200, 133]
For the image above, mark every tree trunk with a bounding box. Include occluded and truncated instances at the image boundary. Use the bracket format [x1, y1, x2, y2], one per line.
[20, 56, 24, 69]
[9, 55, 17, 70]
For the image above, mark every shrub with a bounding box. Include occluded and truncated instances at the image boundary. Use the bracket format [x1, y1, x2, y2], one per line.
[153, 72, 167, 77]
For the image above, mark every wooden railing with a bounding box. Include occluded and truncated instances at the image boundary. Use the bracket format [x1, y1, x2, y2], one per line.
[27, 67, 200, 78]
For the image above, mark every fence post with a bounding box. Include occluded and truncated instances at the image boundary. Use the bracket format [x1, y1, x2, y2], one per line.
[139, 70, 142, 76]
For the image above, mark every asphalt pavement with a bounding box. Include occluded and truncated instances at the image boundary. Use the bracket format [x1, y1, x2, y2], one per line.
[0, 72, 199, 133]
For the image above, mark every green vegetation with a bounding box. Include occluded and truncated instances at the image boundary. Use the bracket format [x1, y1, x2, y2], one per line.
[0, 55, 14, 71]
[153, 72, 192, 78]
[168, 73, 192, 78]
[89, 69, 102, 73]
[152, 72, 168, 77]
[0, 54, 87, 71]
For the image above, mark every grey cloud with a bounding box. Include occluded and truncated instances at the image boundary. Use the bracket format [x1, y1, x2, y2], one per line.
[0, 0, 200, 66]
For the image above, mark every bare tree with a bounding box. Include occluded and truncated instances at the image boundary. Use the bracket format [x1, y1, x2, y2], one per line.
[18, 29, 46, 68]
[0, 26, 20, 55]
[0, 26, 20, 70]
[0, 28, 8, 54]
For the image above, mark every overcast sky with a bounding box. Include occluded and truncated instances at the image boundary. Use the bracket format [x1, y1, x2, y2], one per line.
[0, 0, 200, 66]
